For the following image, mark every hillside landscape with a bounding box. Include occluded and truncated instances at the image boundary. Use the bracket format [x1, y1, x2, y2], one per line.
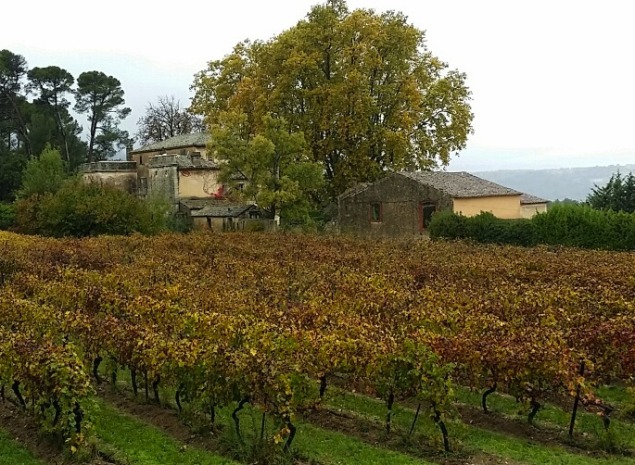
[477, 164, 635, 201]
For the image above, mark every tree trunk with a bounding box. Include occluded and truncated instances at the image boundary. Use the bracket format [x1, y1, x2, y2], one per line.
[568, 361, 585, 439]
[385, 390, 395, 434]
[482, 382, 497, 414]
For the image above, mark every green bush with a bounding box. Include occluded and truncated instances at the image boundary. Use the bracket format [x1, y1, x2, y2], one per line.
[428, 210, 469, 240]
[429, 204, 635, 250]
[430, 211, 537, 247]
[15, 179, 166, 237]
[17, 145, 67, 199]
[0, 203, 16, 230]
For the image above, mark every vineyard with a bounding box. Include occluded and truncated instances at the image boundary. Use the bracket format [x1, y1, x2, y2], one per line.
[1, 230, 635, 465]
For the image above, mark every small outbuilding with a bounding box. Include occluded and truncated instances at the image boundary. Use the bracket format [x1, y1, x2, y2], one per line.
[338, 171, 535, 237]
[179, 198, 267, 231]
[520, 193, 549, 219]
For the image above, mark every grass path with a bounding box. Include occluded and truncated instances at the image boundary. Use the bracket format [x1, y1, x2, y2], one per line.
[93, 398, 238, 465]
[98, 386, 437, 465]
[326, 388, 634, 465]
[95, 372, 634, 465]
[293, 421, 436, 465]
[456, 387, 635, 450]
[0, 429, 43, 465]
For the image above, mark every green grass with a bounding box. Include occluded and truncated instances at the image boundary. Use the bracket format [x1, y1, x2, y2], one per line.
[294, 421, 435, 465]
[178, 394, 436, 465]
[102, 369, 438, 465]
[325, 388, 635, 465]
[93, 398, 238, 465]
[98, 367, 635, 465]
[597, 385, 635, 411]
[0, 429, 43, 465]
[456, 386, 635, 450]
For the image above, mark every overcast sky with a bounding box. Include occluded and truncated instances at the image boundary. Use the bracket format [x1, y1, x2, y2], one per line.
[2, 0, 634, 171]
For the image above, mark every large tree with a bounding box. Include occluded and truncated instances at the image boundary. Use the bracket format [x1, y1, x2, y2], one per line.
[0, 49, 31, 156]
[136, 95, 204, 145]
[191, 0, 473, 196]
[212, 113, 323, 226]
[74, 71, 131, 162]
[27, 66, 75, 162]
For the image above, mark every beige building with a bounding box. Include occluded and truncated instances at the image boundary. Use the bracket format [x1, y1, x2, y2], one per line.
[520, 193, 549, 219]
[339, 171, 548, 237]
[79, 134, 262, 229]
[128, 133, 212, 166]
[78, 161, 138, 194]
[144, 153, 224, 206]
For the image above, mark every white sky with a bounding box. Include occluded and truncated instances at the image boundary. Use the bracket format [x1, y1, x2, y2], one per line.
[2, 0, 635, 171]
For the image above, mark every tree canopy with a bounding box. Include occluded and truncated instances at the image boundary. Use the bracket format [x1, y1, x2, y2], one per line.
[17, 145, 67, 199]
[27, 66, 75, 163]
[136, 95, 204, 145]
[191, 0, 473, 197]
[587, 172, 635, 213]
[212, 113, 324, 225]
[74, 71, 131, 162]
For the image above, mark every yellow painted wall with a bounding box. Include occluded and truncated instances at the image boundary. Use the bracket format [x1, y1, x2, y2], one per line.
[520, 203, 548, 219]
[178, 169, 221, 198]
[452, 195, 521, 219]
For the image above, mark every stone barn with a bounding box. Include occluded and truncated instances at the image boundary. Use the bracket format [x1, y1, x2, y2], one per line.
[338, 171, 530, 237]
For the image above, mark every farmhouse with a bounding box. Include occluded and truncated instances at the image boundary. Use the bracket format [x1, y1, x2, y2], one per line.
[127, 133, 212, 166]
[338, 171, 547, 237]
[78, 133, 266, 230]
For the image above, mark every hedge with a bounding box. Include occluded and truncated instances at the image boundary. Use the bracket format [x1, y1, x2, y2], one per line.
[429, 204, 635, 250]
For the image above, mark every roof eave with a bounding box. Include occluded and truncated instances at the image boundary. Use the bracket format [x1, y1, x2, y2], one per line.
[452, 192, 522, 199]
[129, 143, 208, 155]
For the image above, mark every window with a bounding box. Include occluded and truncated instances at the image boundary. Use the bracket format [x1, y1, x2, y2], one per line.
[370, 202, 382, 223]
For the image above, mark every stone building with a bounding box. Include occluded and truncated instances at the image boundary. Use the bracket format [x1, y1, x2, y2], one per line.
[143, 153, 225, 206]
[127, 133, 212, 166]
[78, 133, 265, 230]
[78, 161, 138, 194]
[338, 171, 548, 237]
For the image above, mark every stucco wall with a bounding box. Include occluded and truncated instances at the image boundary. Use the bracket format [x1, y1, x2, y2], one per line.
[339, 174, 453, 237]
[178, 169, 221, 198]
[81, 171, 137, 194]
[520, 203, 548, 219]
[147, 166, 179, 207]
[452, 195, 521, 219]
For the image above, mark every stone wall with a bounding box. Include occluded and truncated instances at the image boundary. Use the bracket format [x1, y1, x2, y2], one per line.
[339, 174, 453, 237]
[147, 165, 179, 208]
[79, 162, 138, 194]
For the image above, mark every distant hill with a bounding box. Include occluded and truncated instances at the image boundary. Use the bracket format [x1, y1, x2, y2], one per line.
[475, 164, 635, 202]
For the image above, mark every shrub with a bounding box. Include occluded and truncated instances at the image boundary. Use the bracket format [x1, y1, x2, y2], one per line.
[429, 211, 537, 247]
[16, 179, 166, 237]
[430, 205, 635, 250]
[0, 203, 16, 230]
[428, 210, 469, 240]
[17, 145, 67, 199]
